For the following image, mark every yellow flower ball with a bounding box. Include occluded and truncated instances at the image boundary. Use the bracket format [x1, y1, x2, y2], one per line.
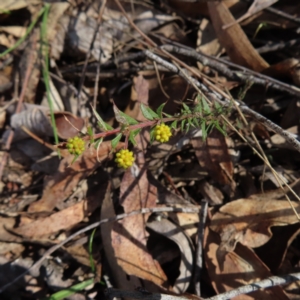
[66, 136, 85, 155]
[153, 123, 172, 143]
[115, 149, 135, 169]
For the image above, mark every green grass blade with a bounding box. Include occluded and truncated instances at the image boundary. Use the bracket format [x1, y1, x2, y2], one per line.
[88, 228, 97, 273]
[41, 4, 60, 156]
[0, 6, 46, 58]
[45, 278, 94, 300]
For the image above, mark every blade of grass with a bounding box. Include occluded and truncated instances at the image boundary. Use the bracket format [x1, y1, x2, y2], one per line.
[44, 278, 94, 300]
[0, 6, 46, 58]
[41, 4, 60, 157]
[88, 228, 97, 274]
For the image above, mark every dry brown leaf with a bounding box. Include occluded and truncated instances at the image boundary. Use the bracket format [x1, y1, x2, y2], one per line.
[0, 216, 22, 243]
[111, 165, 169, 289]
[204, 227, 290, 300]
[18, 28, 40, 104]
[0, 0, 41, 11]
[0, 26, 26, 38]
[101, 183, 139, 290]
[208, 1, 269, 72]
[210, 198, 300, 252]
[191, 129, 235, 192]
[167, 207, 199, 238]
[12, 182, 107, 238]
[28, 142, 123, 213]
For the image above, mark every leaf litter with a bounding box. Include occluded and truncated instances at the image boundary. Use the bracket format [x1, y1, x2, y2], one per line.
[1, 0, 300, 299]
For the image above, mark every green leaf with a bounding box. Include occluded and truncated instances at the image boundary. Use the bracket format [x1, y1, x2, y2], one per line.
[140, 103, 159, 120]
[187, 117, 195, 128]
[111, 133, 122, 150]
[156, 102, 166, 119]
[202, 97, 211, 114]
[185, 122, 190, 133]
[214, 121, 226, 136]
[150, 128, 155, 144]
[206, 122, 215, 136]
[182, 102, 191, 112]
[46, 278, 94, 300]
[193, 117, 200, 127]
[91, 105, 110, 131]
[170, 120, 178, 130]
[113, 104, 138, 125]
[87, 126, 94, 143]
[181, 119, 186, 132]
[163, 112, 173, 118]
[214, 101, 223, 114]
[201, 121, 207, 141]
[194, 102, 203, 115]
[129, 128, 141, 146]
[104, 122, 114, 130]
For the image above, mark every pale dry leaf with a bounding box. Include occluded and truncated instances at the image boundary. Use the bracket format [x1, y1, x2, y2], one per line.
[210, 198, 300, 252]
[111, 168, 169, 289]
[0, 26, 26, 38]
[191, 129, 235, 192]
[0, 0, 41, 11]
[204, 227, 290, 300]
[208, 1, 269, 72]
[100, 183, 139, 290]
[18, 28, 40, 104]
[12, 182, 107, 238]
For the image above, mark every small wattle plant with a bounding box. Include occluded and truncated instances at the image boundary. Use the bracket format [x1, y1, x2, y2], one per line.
[65, 95, 226, 169]
[115, 149, 135, 169]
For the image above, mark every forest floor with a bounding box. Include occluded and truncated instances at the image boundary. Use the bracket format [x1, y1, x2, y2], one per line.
[1, 0, 300, 299]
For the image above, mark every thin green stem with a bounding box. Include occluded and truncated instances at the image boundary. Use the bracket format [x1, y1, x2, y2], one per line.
[87, 111, 212, 142]
[41, 4, 60, 156]
[0, 6, 46, 58]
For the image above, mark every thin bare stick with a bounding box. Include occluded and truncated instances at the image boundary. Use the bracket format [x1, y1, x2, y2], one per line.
[206, 272, 300, 300]
[193, 200, 208, 296]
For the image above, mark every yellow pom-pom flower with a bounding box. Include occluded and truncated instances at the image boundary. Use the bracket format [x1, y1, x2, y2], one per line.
[115, 149, 135, 169]
[153, 123, 172, 143]
[66, 136, 85, 155]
